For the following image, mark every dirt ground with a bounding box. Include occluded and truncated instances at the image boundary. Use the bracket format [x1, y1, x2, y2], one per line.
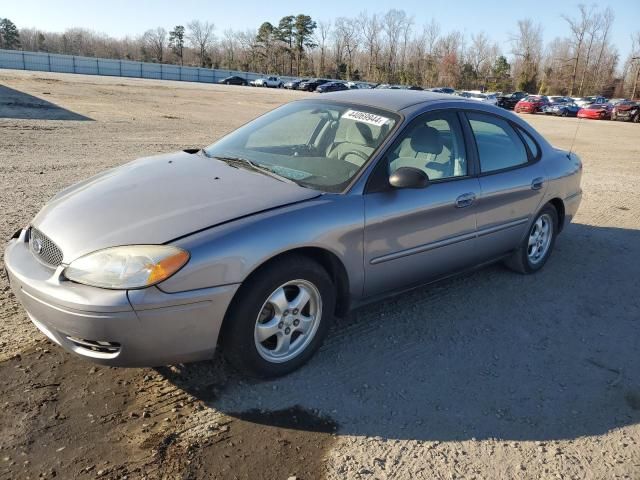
[0, 70, 639, 480]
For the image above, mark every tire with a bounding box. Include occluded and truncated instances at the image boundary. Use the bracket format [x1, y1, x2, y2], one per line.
[504, 204, 558, 274]
[221, 255, 336, 378]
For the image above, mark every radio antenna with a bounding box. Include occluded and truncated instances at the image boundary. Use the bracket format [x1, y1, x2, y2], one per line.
[568, 115, 583, 156]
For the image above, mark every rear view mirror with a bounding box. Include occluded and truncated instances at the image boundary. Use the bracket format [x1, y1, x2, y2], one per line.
[389, 167, 430, 189]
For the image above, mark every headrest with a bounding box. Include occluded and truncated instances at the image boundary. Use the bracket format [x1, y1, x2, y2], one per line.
[409, 125, 443, 155]
[346, 122, 375, 146]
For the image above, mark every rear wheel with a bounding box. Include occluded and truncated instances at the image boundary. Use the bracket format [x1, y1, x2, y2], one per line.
[222, 255, 336, 377]
[505, 205, 558, 274]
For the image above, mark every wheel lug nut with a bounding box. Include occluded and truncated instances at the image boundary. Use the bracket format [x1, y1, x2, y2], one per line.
[278, 322, 284, 329]
[293, 319, 299, 326]
[285, 327, 291, 334]
[283, 310, 289, 315]
[293, 309, 299, 315]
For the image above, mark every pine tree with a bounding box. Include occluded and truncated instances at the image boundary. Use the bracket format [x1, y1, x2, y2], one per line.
[293, 15, 317, 75]
[0, 18, 21, 50]
[276, 16, 295, 75]
[168, 25, 185, 65]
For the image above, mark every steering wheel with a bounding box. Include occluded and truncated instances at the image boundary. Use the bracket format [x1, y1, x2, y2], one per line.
[339, 150, 369, 163]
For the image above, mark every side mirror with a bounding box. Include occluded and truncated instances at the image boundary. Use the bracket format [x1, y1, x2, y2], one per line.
[389, 167, 430, 189]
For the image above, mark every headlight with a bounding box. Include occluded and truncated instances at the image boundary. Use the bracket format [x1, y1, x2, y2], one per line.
[63, 245, 189, 289]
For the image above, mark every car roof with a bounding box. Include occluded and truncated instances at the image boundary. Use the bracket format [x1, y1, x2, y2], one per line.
[317, 89, 461, 112]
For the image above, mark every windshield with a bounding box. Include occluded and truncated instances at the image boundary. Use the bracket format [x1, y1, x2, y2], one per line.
[204, 100, 399, 192]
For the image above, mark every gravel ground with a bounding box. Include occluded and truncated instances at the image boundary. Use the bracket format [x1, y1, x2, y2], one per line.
[0, 71, 639, 480]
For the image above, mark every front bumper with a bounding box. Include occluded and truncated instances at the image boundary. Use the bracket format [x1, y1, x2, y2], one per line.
[4, 230, 239, 367]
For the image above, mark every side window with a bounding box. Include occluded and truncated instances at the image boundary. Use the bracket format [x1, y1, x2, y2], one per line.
[467, 112, 528, 173]
[388, 111, 467, 180]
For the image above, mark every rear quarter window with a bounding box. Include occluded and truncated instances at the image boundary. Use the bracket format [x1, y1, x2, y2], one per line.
[517, 127, 540, 160]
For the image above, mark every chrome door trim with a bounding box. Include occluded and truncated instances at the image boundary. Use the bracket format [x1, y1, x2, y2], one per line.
[370, 216, 529, 265]
[475, 217, 529, 238]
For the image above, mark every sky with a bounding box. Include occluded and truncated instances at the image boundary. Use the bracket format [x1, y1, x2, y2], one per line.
[3, 0, 639, 60]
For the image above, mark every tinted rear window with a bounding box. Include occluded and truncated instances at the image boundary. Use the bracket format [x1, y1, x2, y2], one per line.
[467, 112, 528, 173]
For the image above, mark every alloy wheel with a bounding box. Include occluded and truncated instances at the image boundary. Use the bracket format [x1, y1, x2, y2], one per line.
[254, 280, 322, 363]
[527, 214, 553, 264]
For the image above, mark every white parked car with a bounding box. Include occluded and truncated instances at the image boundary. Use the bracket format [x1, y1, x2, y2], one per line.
[252, 76, 284, 88]
[574, 96, 607, 108]
[461, 91, 498, 106]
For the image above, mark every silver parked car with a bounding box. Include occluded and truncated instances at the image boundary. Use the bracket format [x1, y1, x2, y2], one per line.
[4, 90, 583, 377]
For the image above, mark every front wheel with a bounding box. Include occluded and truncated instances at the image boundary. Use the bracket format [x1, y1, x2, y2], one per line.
[505, 205, 558, 274]
[221, 255, 336, 377]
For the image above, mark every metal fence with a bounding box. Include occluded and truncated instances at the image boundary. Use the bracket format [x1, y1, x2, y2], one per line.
[0, 49, 297, 85]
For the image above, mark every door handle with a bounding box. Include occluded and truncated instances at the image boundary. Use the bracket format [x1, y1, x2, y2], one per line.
[531, 177, 545, 190]
[455, 192, 476, 208]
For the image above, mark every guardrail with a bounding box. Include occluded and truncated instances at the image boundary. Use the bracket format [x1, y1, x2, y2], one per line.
[0, 49, 297, 85]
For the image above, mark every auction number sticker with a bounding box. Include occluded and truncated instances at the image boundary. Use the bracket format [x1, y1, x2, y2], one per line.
[342, 110, 389, 127]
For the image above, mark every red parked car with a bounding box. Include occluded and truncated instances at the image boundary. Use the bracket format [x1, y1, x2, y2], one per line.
[577, 103, 613, 120]
[611, 101, 639, 122]
[514, 95, 549, 114]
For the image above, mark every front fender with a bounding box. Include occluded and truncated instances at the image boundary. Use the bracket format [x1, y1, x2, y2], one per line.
[159, 195, 365, 299]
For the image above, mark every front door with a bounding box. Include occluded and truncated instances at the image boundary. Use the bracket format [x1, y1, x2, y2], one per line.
[363, 110, 480, 297]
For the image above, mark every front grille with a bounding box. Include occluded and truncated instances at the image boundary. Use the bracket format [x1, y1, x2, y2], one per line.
[29, 227, 63, 267]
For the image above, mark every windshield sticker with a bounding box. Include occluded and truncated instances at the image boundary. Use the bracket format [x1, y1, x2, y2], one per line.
[342, 110, 390, 127]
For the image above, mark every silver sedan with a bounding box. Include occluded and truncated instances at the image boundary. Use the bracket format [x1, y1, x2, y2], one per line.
[4, 90, 582, 377]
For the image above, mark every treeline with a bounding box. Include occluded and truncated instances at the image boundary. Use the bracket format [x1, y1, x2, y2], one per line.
[4, 7, 640, 97]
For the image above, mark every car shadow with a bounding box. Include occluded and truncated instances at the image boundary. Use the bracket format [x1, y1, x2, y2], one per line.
[0, 85, 92, 121]
[160, 222, 640, 442]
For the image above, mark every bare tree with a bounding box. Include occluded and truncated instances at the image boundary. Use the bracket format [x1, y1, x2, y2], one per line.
[334, 17, 360, 79]
[591, 7, 615, 93]
[563, 4, 594, 96]
[382, 9, 410, 82]
[221, 29, 238, 69]
[331, 23, 345, 78]
[577, 6, 602, 95]
[315, 20, 331, 77]
[468, 32, 491, 85]
[187, 20, 215, 67]
[358, 12, 381, 80]
[510, 19, 543, 92]
[141, 27, 167, 62]
[629, 32, 640, 98]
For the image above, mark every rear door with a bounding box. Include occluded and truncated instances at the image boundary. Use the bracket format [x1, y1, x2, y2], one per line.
[363, 110, 480, 297]
[464, 111, 547, 260]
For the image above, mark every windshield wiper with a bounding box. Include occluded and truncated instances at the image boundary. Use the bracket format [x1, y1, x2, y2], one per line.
[212, 155, 296, 184]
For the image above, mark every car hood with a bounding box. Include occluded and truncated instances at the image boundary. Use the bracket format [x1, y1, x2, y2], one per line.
[32, 151, 321, 262]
